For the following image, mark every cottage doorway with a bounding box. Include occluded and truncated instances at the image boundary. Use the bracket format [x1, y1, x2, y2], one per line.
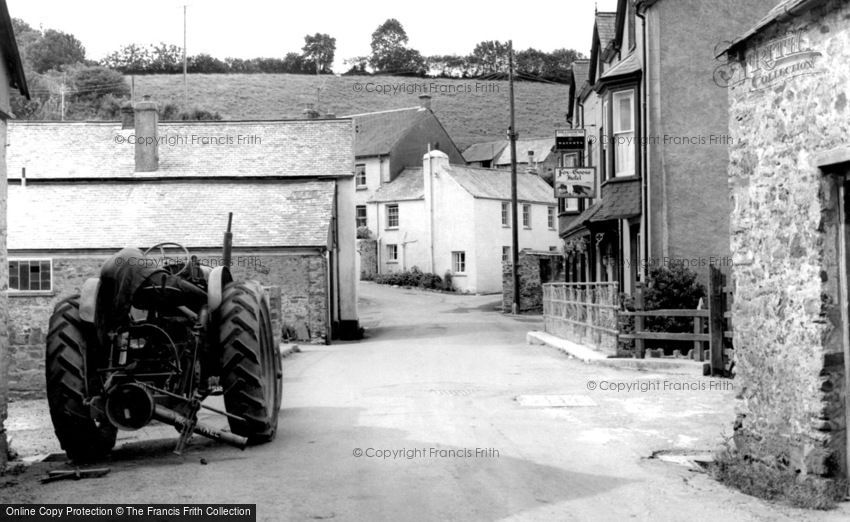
[836, 177, 850, 483]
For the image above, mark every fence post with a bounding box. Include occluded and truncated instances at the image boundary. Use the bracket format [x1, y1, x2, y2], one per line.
[709, 265, 724, 375]
[613, 282, 620, 356]
[634, 283, 645, 359]
[694, 297, 705, 361]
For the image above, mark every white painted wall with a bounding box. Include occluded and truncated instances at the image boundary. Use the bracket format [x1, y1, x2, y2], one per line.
[354, 156, 389, 234]
[474, 198, 560, 293]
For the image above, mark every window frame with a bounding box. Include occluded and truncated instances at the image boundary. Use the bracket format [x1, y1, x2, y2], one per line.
[386, 244, 398, 263]
[501, 201, 510, 227]
[355, 164, 367, 189]
[522, 204, 532, 229]
[386, 204, 399, 229]
[502, 246, 511, 264]
[452, 251, 466, 274]
[547, 206, 556, 229]
[8, 258, 54, 294]
[356, 205, 367, 228]
[612, 89, 636, 178]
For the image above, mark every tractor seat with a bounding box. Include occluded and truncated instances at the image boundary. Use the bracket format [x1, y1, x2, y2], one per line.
[132, 284, 187, 311]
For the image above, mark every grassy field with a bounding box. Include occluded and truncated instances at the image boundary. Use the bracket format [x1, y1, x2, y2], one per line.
[129, 74, 569, 149]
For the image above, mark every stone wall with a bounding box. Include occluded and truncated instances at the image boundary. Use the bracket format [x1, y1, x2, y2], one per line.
[502, 251, 564, 313]
[727, 0, 850, 480]
[358, 239, 377, 280]
[7, 251, 327, 397]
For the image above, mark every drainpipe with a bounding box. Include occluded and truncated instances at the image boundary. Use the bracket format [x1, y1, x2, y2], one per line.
[637, 5, 650, 283]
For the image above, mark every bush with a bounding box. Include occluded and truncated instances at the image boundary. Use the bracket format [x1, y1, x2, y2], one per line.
[443, 271, 453, 291]
[374, 266, 445, 290]
[356, 226, 372, 239]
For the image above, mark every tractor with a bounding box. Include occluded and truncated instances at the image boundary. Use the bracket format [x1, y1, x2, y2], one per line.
[44, 214, 282, 462]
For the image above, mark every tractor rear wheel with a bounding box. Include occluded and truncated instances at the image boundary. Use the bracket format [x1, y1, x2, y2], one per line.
[45, 296, 117, 463]
[218, 281, 282, 443]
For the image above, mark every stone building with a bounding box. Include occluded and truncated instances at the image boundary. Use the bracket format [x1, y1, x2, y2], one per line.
[0, 0, 29, 469]
[722, 0, 850, 486]
[560, 0, 773, 293]
[6, 105, 360, 397]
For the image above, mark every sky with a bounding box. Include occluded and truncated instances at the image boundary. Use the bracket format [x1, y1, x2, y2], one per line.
[8, 0, 620, 72]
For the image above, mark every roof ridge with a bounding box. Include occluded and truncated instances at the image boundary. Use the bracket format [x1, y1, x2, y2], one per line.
[341, 106, 421, 118]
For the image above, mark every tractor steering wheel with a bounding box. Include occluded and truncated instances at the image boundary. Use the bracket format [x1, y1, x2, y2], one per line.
[143, 242, 192, 278]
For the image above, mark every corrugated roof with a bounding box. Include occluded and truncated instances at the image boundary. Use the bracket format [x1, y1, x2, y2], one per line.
[8, 180, 335, 250]
[7, 120, 354, 180]
[596, 12, 618, 50]
[494, 138, 555, 166]
[368, 168, 424, 203]
[720, 0, 814, 55]
[341, 107, 430, 157]
[445, 165, 555, 204]
[462, 141, 507, 163]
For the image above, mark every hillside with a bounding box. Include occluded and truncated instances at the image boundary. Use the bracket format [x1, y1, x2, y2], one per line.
[128, 74, 569, 149]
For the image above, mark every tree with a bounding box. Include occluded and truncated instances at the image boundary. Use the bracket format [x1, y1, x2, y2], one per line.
[516, 48, 548, 78]
[282, 53, 307, 74]
[101, 44, 151, 74]
[543, 48, 584, 82]
[342, 56, 370, 75]
[148, 42, 182, 74]
[187, 53, 228, 73]
[68, 65, 130, 103]
[28, 29, 86, 73]
[470, 40, 509, 75]
[369, 18, 424, 75]
[301, 33, 336, 74]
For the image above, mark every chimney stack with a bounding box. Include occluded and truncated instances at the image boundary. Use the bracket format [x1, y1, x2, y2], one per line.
[134, 95, 159, 172]
[303, 104, 320, 119]
[526, 150, 537, 175]
[419, 94, 432, 110]
[120, 102, 134, 129]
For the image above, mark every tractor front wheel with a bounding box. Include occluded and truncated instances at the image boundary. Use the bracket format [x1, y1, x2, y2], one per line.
[218, 281, 282, 443]
[45, 296, 117, 463]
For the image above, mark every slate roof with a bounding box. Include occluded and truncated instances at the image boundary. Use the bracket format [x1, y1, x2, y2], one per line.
[600, 52, 642, 82]
[8, 180, 335, 250]
[572, 60, 591, 89]
[341, 107, 430, 158]
[720, 0, 814, 55]
[494, 138, 555, 166]
[7, 119, 354, 180]
[444, 165, 555, 204]
[561, 179, 641, 236]
[0, 0, 28, 98]
[594, 179, 641, 221]
[367, 163, 555, 205]
[462, 141, 507, 163]
[369, 168, 424, 203]
[596, 12, 618, 50]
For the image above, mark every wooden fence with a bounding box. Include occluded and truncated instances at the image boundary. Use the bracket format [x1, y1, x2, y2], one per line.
[542, 282, 619, 355]
[542, 267, 734, 375]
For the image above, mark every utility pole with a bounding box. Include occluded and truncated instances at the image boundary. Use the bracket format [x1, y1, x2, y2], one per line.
[183, 4, 188, 110]
[508, 40, 520, 315]
[59, 73, 66, 121]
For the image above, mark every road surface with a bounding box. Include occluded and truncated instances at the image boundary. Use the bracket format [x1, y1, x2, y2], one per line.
[2, 282, 847, 521]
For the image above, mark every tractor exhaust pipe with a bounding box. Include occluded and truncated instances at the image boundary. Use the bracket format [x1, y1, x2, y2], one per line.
[153, 405, 248, 451]
[105, 383, 248, 451]
[222, 212, 233, 271]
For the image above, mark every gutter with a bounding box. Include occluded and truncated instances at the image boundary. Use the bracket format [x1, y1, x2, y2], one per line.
[637, 4, 649, 284]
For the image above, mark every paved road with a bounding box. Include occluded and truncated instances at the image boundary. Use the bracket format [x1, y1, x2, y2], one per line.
[3, 282, 848, 521]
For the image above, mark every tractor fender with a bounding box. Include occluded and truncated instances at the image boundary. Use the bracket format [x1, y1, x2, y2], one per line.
[79, 277, 101, 323]
[207, 266, 231, 312]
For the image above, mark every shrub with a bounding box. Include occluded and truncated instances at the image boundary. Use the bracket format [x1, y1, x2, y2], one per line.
[356, 226, 372, 239]
[443, 271, 453, 291]
[374, 266, 444, 290]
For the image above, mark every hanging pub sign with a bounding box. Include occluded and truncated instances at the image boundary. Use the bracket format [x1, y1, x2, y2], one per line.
[555, 129, 586, 151]
[554, 167, 596, 198]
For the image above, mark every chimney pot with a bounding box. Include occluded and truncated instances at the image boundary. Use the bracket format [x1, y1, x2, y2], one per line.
[526, 150, 537, 175]
[419, 94, 432, 110]
[120, 102, 134, 129]
[134, 96, 159, 172]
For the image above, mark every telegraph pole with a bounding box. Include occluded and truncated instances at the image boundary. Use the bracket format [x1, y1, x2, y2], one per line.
[508, 40, 520, 314]
[183, 4, 188, 109]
